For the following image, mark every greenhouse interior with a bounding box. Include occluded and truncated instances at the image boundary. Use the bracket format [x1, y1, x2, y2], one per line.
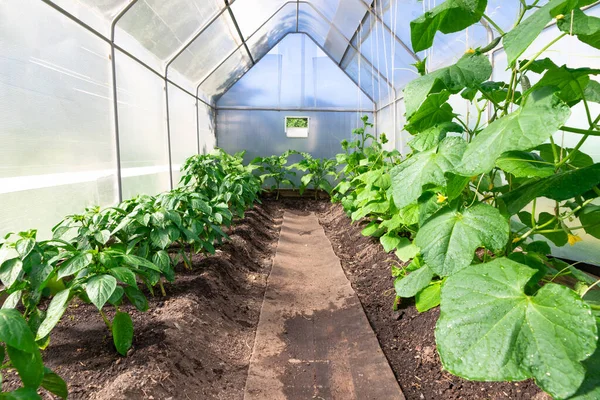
[1, 0, 600, 399]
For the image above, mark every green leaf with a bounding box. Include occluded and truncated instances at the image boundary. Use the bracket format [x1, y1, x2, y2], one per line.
[415, 203, 509, 276]
[518, 211, 568, 246]
[395, 265, 434, 297]
[405, 91, 455, 134]
[0, 258, 23, 288]
[415, 283, 441, 312]
[408, 122, 463, 152]
[36, 289, 70, 340]
[57, 252, 93, 279]
[124, 286, 148, 312]
[85, 275, 117, 310]
[0, 387, 41, 399]
[437, 258, 598, 399]
[15, 238, 35, 259]
[390, 137, 467, 209]
[503, 0, 566, 66]
[456, 88, 571, 176]
[108, 286, 124, 306]
[566, 319, 600, 400]
[0, 309, 38, 352]
[150, 228, 171, 250]
[41, 368, 68, 399]
[404, 53, 492, 118]
[380, 233, 401, 253]
[395, 237, 420, 262]
[533, 64, 600, 106]
[7, 345, 44, 388]
[1, 291, 22, 310]
[121, 254, 161, 272]
[580, 205, 600, 239]
[499, 163, 600, 215]
[496, 151, 555, 178]
[410, 0, 487, 52]
[108, 267, 137, 287]
[558, 8, 600, 50]
[112, 311, 133, 356]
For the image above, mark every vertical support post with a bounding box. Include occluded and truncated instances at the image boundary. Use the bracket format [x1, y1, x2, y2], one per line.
[195, 96, 201, 155]
[164, 79, 174, 190]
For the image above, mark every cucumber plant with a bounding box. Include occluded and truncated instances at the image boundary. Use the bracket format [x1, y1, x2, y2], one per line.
[333, 1, 600, 398]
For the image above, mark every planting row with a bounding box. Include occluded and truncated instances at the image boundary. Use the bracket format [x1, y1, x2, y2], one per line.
[330, 1, 600, 399]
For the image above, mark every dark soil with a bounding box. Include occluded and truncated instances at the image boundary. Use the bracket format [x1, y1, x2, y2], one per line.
[5, 201, 283, 400]
[316, 201, 550, 400]
[5, 198, 554, 399]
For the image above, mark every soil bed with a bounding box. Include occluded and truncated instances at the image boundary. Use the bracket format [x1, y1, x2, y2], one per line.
[313, 200, 549, 400]
[5, 201, 283, 400]
[6, 198, 552, 399]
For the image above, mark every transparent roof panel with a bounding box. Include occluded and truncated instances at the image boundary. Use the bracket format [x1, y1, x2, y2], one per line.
[170, 12, 242, 84]
[308, 0, 367, 39]
[199, 48, 252, 104]
[230, 0, 290, 39]
[297, 3, 348, 62]
[116, 0, 224, 62]
[50, 0, 128, 35]
[245, 4, 297, 61]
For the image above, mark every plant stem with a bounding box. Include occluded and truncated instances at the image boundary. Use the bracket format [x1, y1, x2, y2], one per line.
[99, 309, 112, 331]
[483, 13, 506, 35]
[519, 33, 567, 73]
[159, 280, 167, 297]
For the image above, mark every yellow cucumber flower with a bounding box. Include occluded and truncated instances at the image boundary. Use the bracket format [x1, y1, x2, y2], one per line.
[436, 193, 448, 204]
[567, 234, 582, 246]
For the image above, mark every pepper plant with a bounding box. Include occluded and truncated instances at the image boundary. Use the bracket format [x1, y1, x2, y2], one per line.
[289, 152, 338, 199]
[252, 151, 296, 199]
[333, 1, 600, 398]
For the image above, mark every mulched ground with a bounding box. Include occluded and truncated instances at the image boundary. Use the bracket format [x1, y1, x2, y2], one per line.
[5, 201, 283, 400]
[5, 197, 553, 399]
[315, 200, 550, 400]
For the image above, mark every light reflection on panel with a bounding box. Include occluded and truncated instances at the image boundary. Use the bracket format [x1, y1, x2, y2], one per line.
[0, 0, 118, 238]
[50, 0, 127, 37]
[217, 34, 374, 109]
[115, 50, 170, 198]
[198, 103, 217, 155]
[170, 12, 241, 85]
[298, 3, 347, 62]
[167, 84, 198, 185]
[199, 48, 252, 104]
[245, 3, 297, 60]
[230, 0, 290, 39]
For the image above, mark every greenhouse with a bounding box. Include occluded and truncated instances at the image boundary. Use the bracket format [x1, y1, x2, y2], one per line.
[1, 0, 600, 398]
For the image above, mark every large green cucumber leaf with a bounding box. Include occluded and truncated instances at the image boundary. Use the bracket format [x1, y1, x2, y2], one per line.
[405, 91, 455, 134]
[579, 205, 600, 239]
[437, 258, 598, 399]
[415, 203, 509, 276]
[499, 163, 600, 215]
[533, 65, 600, 106]
[395, 265, 434, 298]
[410, 0, 487, 52]
[409, 122, 463, 152]
[390, 137, 467, 209]
[503, 0, 575, 65]
[496, 151, 555, 178]
[404, 54, 492, 118]
[567, 319, 600, 400]
[558, 8, 600, 50]
[456, 88, 571, 176]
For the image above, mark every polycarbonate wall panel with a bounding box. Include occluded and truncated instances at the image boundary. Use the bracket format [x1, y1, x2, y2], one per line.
[376, 104, 395, 150]
[115, 50, 170, 199]
[492, 6, 600, 264]
[0, 0, 118, 239]
[230, 0, 290, 39]
[168, 84, 198, 184]
[198, 104, 217, 155]
[216, 110, 374, 163]
[199, 48, 252, 104]
[298, 3, 348, 62]
[116, 0, 223, 62]
[218, 34, 374, 110]
[245, 4, 297, 60]
[170, 12, 242, 85]
[50, 0, 127, 37]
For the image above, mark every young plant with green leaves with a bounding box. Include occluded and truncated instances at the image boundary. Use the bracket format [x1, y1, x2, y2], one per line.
[336, 1, 600, 398]
[252, 151, 296, 199]
[289, 152, 338, 199]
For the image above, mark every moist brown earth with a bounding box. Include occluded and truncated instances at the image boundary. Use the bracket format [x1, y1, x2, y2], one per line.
[5, 198, 551, 399]
[315, 199, 550, 400]
[5, 201, 283, 400]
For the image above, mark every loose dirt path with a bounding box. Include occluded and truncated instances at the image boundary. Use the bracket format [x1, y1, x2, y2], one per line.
[244, 210, 404, 400]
